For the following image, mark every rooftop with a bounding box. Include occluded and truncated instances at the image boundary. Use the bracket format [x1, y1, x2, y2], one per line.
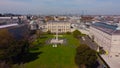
[47, 21, 69, 23]
[0, 23, 18, 29]
[91, 22, 120, 35]
[0, 17, 18, 19]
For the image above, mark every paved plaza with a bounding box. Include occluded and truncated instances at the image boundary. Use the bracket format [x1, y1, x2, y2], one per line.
[101, 55, 120, 68]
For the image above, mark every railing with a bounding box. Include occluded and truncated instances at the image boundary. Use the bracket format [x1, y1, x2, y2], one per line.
[97, 53, 110, 68]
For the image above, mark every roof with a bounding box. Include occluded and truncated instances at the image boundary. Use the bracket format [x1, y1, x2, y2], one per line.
[91, 22, 120, 35]
[30, 20, 37, 25]
[47, 21, 69, 23]
[0, 23, 18, 29]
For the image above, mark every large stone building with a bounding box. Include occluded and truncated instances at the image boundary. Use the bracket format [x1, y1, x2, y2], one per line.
[29, 20, 74, 33]
[89, 22, 120, 57]
[46, 21, 71, 33]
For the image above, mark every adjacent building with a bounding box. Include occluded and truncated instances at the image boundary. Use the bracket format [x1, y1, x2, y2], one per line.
[89, 22, 120, 57]
[29, 20, 38, 30]
[0, 17, 19, 25]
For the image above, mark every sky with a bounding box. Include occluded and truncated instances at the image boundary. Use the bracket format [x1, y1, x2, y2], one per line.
[0, 0, 120, 15]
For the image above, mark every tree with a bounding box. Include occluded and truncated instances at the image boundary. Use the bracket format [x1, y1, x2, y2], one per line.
[66, 31, 71, 35]
[0, 29, 20, 67]
[0, 13, 2, 16]
[0, 29, 14, 60]
[36, 30, 42, 38]
[47, 30, 51, 34]
[75, 44, 97, 68]
[0, 29, 31, 65]
[72, 30, 81, 38]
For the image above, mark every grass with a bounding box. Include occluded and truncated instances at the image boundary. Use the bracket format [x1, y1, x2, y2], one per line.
[14, 34, 80, 68]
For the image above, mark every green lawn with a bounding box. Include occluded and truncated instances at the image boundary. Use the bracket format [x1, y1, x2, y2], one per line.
[16, 34, 80, 68]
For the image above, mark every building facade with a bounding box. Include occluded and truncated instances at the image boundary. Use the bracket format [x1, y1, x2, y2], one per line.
[89, 22, 120, 57]
[46, 21, 71, 33]
[29, 20, 38, 30]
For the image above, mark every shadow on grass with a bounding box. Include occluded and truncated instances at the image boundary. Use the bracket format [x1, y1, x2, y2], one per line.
[30, 47, 39, 51]
[39, 36, 48, 39]
[12, 51, 43, 64]
[30, 45, 42, 51]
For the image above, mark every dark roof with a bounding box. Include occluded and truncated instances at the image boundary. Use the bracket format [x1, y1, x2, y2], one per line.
[8, 24, 29, 40]
[91, 22, 120, 35]
[93, 22, 117, 30]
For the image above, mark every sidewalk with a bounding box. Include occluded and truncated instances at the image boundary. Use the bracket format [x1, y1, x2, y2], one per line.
[101, 55, 120, 68]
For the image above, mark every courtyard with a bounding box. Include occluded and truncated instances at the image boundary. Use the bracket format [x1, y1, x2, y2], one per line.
[14, 34, 80, 68]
